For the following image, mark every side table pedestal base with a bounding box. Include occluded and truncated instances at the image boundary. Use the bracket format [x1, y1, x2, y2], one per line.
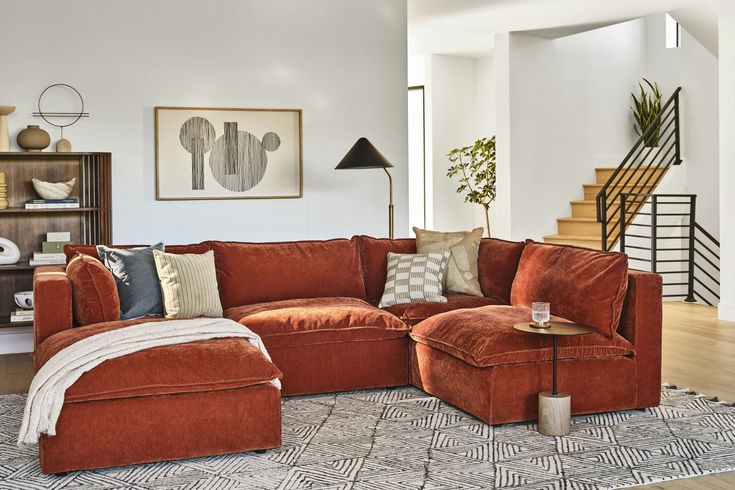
[538, 391, 571, 436]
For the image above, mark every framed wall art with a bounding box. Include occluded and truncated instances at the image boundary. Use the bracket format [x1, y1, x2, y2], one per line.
[155, 107, 302, 200]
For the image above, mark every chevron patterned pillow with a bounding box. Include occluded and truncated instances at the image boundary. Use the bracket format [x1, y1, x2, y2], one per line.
[379, 252, 450, 308]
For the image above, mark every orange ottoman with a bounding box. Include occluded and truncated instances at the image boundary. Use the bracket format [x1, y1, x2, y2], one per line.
[34, 320, 283, 474]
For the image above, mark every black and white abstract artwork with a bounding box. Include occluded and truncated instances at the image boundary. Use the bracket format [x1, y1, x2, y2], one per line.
[156, 107, 302, 200]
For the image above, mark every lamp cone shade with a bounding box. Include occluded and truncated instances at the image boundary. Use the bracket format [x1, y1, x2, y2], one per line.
[335, 137, 394, 169]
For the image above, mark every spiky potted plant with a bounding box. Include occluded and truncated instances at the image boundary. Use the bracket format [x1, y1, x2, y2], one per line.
[447, 136, 496, 237]
[632, 78, 663, 147]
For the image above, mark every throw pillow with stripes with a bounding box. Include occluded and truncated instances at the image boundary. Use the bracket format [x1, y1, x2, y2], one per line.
[153, 250, 223, 318]
[379, 252, 450, 308]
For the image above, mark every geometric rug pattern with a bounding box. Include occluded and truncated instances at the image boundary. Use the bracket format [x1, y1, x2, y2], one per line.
[1, 386, 735, 489]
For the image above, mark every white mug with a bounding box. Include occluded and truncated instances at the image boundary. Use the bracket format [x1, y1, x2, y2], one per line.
[14, 291, 33, 310]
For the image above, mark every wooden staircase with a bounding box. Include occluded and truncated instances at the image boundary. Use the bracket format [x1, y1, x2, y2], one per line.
[544, 166, 666, 250]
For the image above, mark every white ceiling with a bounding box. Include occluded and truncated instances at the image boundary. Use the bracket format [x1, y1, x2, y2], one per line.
[408, 0, 702, 58]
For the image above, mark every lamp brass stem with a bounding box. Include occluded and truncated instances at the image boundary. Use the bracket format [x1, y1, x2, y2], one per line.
[383, 167, 394, 239]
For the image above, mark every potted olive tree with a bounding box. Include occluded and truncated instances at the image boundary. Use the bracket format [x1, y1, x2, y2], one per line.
[447, 136, 496, 237]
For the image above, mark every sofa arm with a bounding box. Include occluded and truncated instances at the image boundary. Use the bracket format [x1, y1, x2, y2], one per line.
[618, 269, 663, 407]
[33, 266, 73, 350]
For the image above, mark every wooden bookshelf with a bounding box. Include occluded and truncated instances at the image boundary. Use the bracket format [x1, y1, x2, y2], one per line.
[0, 152, 112, 329]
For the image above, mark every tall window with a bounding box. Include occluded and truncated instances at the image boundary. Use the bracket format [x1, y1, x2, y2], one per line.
[408, 86, 426, 231]
[665, 13, 680, 49]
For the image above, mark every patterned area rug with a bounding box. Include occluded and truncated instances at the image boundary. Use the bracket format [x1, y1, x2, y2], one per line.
[1, 386, 735, 489]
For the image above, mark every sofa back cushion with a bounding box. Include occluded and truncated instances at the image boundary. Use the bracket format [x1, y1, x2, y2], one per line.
[64, 243, 211, 263]
[66, 253, 121, 326]
[355, 236, 416, 305]
[478, 238, 526, 303]
[211, 239, 366, 308]
[510, 240, 628, 338]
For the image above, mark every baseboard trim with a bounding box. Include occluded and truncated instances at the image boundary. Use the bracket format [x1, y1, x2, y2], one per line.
[717, 302, 735, 323]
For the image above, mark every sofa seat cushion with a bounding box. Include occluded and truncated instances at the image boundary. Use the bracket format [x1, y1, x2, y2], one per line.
[410, 305, 635, 368]
[384, 293, 505, 326]
[35, 318, 283, 404]
[224, 297, 409, 349]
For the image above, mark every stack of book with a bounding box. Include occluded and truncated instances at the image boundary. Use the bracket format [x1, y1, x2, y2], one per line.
[10, 308, 33, 323]
[25, 198, 80, 209]
[30, 231, 71, 266]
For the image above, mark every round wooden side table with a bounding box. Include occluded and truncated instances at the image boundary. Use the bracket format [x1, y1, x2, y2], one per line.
[513, 321, 596, 436]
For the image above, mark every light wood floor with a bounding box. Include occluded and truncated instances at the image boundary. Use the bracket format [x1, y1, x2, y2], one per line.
[1, 302, 733, 488]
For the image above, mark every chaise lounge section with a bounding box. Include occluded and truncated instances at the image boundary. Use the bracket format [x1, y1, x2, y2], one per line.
[31, 235, 662, 473]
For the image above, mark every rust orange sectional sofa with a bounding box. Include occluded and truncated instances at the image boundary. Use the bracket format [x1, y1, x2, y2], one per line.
[31, 236, 663, 474]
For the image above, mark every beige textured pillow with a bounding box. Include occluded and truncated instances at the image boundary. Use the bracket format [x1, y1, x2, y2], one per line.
[153, 250, 223, 318]
[379, 252, 450, 308]
[413, 227, 484, 297]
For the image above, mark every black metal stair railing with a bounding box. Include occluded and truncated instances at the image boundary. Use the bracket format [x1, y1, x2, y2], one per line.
[618, 193, 720, 306]
[596, 87, 682, 251]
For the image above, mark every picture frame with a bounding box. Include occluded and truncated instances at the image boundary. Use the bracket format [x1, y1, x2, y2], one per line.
[155, 107, 303, 200]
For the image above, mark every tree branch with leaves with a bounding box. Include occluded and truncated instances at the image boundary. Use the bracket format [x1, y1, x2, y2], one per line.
[447, 136, 496, 237]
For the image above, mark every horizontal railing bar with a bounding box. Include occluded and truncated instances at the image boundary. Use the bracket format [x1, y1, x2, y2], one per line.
[663, 294, 687, 298]
[656, 225, 688, 228]
[658, 271, 688, 274]
[657, 247, 689, 251]
[655, 236, 690, 240]
[657, 259, 686, 263]
[621, 193, 696, 198]
[663, 282, 688, 286]
[628, 223, 652, 227]
[625, 234, 651, 239]
[623, 245, 650, 251]
[694, 262, 720, 286]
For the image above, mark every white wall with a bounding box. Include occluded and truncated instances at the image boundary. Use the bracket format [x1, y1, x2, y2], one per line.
[410, 54, 496, 235]
[1, 0, 408, 243]
[495, 20, 646, 241]
[719, 0, 735, 322]
[645, 14, 720, 237]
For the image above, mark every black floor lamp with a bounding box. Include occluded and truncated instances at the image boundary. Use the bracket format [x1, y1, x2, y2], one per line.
[335, 137, 395, 239]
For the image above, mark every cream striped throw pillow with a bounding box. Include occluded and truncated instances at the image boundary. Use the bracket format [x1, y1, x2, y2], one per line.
[379, 252, 450, 308]
[153, 250, 223, 318]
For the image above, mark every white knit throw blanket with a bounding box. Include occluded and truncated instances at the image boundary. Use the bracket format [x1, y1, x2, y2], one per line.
[18, 318, 280, 447]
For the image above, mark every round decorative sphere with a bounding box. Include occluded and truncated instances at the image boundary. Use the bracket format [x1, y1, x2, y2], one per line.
[17, 125, 50, 152]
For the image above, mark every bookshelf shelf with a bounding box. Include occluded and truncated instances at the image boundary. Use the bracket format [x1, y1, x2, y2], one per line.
[0, 207, 102, 214]
[0, 152, 112, 329]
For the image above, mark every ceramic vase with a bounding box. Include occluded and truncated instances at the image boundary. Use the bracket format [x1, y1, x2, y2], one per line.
[0, 106, 14, 152]
[17, 125, 50, 152]
[56, 138, 72, 152]
[0, 171, 7, 210]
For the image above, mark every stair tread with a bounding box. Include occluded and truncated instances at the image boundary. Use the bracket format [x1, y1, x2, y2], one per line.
[557, 217, 599, 223]
[595, 166, 664, 170]
[544, 234, 600, 241]
[571, 200, 597, 204]
[584, 183, 655, 188]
